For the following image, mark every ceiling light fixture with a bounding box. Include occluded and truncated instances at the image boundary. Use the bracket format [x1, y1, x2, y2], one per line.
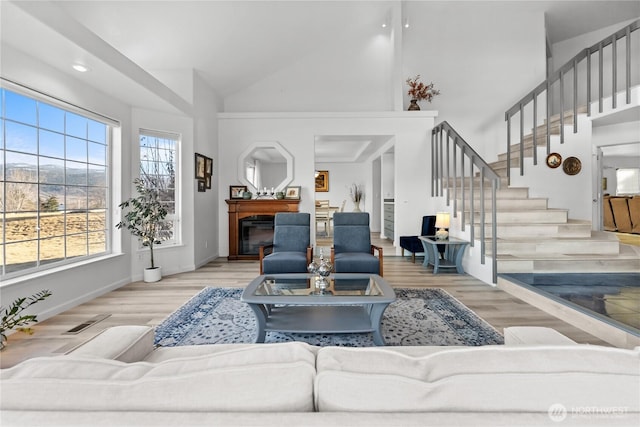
[72, 64, 89, 73]
[404, 19, 410, 28]
[381, 22, 387, 28]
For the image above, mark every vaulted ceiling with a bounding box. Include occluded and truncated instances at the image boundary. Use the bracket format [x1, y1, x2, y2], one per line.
[3, 1, 638, 109]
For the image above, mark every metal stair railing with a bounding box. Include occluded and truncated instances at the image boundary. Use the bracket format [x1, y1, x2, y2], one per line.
[432, 121, 500, 284]
[505, 19, 639, 183]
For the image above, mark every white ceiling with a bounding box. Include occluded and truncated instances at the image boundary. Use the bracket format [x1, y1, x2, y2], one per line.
[55, 0, 389, 98]
[4, 1, 638, 107]
[315, 135, 393, 163]
[2, 1, 638, 162]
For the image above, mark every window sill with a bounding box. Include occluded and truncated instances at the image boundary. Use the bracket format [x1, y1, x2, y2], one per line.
[0, 253, 124, 289]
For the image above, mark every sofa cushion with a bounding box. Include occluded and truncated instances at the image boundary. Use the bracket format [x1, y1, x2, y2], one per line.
[503, 326, 577, 345]
[315, 345, 640, 413]
[65, 325, 155, 362]
[1, 342, 316, 413]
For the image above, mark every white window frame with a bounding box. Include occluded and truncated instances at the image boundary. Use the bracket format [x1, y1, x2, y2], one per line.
[1, 81, 115, 279]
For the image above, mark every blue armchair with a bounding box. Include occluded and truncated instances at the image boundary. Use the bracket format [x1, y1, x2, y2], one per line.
[399, 215, 442, 263]
[330, 212, 383, 276]
[260, 213, 313, 274]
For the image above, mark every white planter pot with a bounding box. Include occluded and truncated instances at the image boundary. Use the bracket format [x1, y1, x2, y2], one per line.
[143, 267, 162, 283]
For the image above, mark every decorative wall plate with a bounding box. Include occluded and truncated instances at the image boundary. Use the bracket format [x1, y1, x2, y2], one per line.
[562, 156, 582, 175]
[546, 152, 562, 168]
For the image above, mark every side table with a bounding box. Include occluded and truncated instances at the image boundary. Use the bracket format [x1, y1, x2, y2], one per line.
[419, 236, 469, 274]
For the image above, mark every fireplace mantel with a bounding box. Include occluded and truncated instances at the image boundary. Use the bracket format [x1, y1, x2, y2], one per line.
[226, 199, 300, 260]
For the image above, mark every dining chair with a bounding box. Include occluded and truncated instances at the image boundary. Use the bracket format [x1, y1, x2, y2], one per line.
[315, 199, 331, 236]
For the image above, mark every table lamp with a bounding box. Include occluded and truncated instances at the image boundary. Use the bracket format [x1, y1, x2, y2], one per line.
[435, 212, 450, 240]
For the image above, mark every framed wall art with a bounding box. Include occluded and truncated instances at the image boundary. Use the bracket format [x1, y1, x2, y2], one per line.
[546, 152, 562, 169]
[195, 153, 206, 179]
[315, 170, 329, 192]
[205, 156, 213, 176]
[562, 156, 582, 176]
[197, 180, 206, 192]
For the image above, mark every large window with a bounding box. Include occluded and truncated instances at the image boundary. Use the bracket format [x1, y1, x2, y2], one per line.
[139, 130, 179, 246]
[1, 87, 111, 278]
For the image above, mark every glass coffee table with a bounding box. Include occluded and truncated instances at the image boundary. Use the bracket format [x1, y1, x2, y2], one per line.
[241, 273, 396, 345]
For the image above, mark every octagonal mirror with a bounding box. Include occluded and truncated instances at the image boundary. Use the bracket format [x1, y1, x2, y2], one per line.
[238, 141, 293, 193]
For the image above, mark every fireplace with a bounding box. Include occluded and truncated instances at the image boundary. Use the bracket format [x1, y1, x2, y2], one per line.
[239, 215, 274, 255]
[226, 199, 300, 260]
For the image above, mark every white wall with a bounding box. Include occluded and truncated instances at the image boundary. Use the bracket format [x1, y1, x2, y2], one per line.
[403, 1, 548, 162]
[224, 22, 394, 112]
[510, 115, 594, 221]
[218, 112, 436, 255]
[193, 71, 222, 268]
[551, 18, 640, 115]
[314, 162, 369, 213]
[551, 17, 639, 73]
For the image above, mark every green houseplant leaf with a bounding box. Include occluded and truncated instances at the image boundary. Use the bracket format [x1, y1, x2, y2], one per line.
[1, 289, 52, 348]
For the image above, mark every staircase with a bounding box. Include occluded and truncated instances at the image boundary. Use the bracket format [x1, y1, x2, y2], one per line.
[458, 111, 640, 274]
[435, 21, 640, 279]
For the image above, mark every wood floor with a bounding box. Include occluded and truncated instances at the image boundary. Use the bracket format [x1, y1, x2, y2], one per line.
[0, 234, 609, 368]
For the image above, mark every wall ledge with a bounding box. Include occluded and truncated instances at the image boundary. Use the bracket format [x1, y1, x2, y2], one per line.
[218, 111, 438, 120]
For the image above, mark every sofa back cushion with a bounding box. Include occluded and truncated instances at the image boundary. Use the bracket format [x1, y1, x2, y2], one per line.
[1, 342, 316, 413]
[315, 345, 640, 413]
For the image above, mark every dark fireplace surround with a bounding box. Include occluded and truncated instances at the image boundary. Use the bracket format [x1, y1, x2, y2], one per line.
[226, 199, 300, 260]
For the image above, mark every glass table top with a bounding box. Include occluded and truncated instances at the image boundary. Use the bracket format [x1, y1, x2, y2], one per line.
[253, 274, 385, 297]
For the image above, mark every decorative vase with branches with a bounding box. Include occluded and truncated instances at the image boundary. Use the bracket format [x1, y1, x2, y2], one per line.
[116, 178, 171, 281]
[1, 289, 51, 350]
[406, 74, 440, 110]
[350, 183, 363, 212]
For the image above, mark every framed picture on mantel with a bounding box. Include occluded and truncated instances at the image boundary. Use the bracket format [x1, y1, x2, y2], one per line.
[230, 185, 247, 199]
[285, 186, 301, 199]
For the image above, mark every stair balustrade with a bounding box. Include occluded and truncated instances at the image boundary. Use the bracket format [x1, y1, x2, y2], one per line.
[505, 19, 639, 183]
[432, 122, 500, 283]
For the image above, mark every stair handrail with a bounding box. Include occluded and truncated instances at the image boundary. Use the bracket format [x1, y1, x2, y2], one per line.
[505, 19, 639, 182]
[432, 121, 500, 284]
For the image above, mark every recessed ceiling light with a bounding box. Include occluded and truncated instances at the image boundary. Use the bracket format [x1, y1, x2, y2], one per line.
[381, 22, 387, 28]
[72, 64, 89, 72]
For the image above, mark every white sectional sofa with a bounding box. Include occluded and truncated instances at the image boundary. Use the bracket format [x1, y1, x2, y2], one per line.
[1, 326, 639, 426]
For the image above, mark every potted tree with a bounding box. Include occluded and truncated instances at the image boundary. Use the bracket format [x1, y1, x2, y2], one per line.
[116, 178, 171, 282]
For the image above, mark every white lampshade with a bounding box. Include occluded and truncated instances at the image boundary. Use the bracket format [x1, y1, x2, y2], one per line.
[435, 212, 450, 240]
[435, 212, 450, 229]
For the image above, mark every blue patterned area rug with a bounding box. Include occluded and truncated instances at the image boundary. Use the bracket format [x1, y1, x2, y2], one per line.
[155, 287, 504, 347]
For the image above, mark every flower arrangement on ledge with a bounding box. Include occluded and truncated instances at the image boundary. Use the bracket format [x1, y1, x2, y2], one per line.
[406, 75, 440, 109]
